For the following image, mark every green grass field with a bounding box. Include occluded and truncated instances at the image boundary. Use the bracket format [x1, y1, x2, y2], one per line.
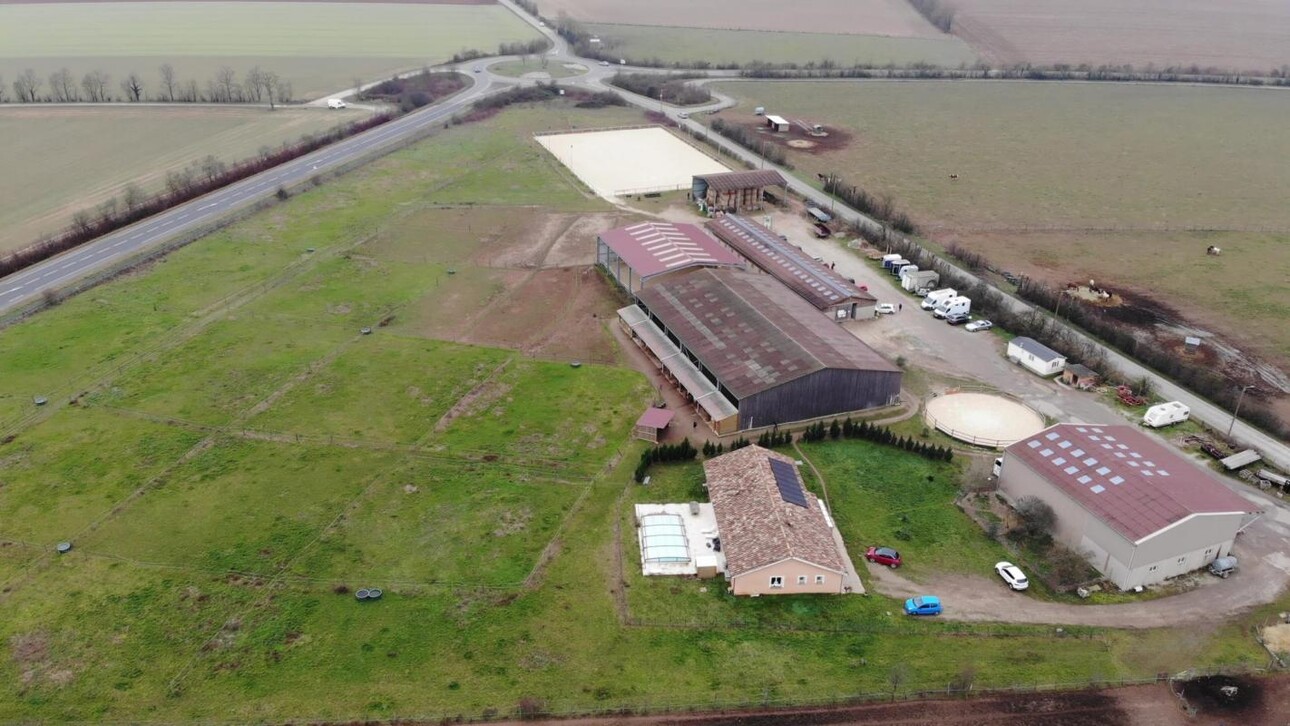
[587, 24, 978, 67]
[0, 105, 367, 253]
[0, 2, 541, 97]
[711, 80, 1290, 368]
[489, 58, 587, 79]
[0, 99, 1277, 721]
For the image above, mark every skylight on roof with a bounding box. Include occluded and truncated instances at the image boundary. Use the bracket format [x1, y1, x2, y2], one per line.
[1090, 485, 1106, 494]
[1071, 448, 1085, 457]
[1058, 440, 1072, 449]
[1077, 475, 1092, 484]
[1052, 457, 1067, 466]
[1076, 427, 1088, 433]
[1101, 444, 1113, 450]
[1115, 452, 1126, 458]
[1040, 448, 1053, 457]
[1092, 428, 1104, 433]
[1157, 470, 1170, 476]
[1046, 432, 1060, 441]
[1117, 444, 1129, 450]
[1082, 458, 1096, 466]
[1096, 466, 1111, 475]
[1143, 470, 1155, 477]
[1128, 461, 1139, 467]
[1144, 461, 1155, 467]
[1109, 475, 1124, 485]
[1131, 452, 1142, 458]
[1064, 465, 1079, 475]
[1027, 440, 1041, 448]
[1089, 435, 1101, 441]
[1103, 435, 1115, 441]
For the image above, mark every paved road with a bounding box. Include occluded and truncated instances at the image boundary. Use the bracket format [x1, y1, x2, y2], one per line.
[0, 73, 502, 316]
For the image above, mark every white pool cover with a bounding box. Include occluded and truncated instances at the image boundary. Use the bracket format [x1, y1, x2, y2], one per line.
[639, 513, 689, 564]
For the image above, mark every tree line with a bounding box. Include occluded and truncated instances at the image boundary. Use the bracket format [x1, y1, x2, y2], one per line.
[607, 72, 711, 105]
[1, 64, 293, 106]
[0, 112, 393, 281]
[709, 118, 789, 168]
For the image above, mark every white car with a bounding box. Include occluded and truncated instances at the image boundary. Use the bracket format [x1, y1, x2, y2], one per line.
[600, 60, 610, 66]
[995, 561, 1029, 591]
[965, 319, 993, 332]
[875, 303, 897, 315]
[678, 111, 689, 119]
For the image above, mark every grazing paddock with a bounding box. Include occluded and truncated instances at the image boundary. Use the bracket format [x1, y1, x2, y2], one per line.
[584, 24, 978, 67]
[0, 2, 541, 97]
[540, 0, 946, 37]
[950, 0, 1290, 71]
[537, 126, 728, 197]
[0, 106, 363, 253]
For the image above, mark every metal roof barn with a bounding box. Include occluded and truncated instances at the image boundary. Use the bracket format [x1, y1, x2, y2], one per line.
[631, 268, 901, 430]
[597, 222, 744, 294]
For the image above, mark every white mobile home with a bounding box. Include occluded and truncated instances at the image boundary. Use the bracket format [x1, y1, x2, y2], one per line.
[1007, 337, 1066, 377]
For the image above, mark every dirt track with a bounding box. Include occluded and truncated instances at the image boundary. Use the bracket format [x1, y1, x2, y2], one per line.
[484, 676, 1290, 725]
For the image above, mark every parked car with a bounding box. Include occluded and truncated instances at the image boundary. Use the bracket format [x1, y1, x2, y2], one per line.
[600, 60, 610, 66]
[678, 111, 689, 119]
[945, 312, 970, 325]
[994, 561, 1029, 591]
[473, 65, 482, 73]
[875, 303, 897, 315]
[865, 546, 902, 568]
[1209, 556, 1239, 578]
[965, 319, 993, 332]
[904, 595, 942, 616]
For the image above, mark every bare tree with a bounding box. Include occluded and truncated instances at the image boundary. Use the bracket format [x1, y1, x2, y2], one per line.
[0, 77, 7, 103]
[243, 66, 264, 102]
[1013, 496, 1056, 542]
[120, 72, 144, 102]
[81, 70, 111, 102]
[122, 183, 146, 211]
[198, 155, 226, 183]
[215, 66, 238, 102]
[13, 68, 40, 102]
[275, 78, 292, 103]
[181, 78, 199, 103]
[888, 662, 911, 699]
[159, 63, 177, 102]
[261, 70, 281, 109]
[49, 67, 78, 102]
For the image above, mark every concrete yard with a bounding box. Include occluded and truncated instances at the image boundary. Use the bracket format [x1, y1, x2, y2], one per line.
[536, 127, 728, 198]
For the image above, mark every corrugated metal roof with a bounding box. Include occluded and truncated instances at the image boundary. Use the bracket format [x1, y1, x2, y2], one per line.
[705, 214, 875, 310]
[618, 304, 739, 421]
[1010, 337, 1065, 363]
[599, 222, 744, 279]
[636, 269, 898, 400]
[1005, 424, 1254, 542]
[693, 169, 788, 192]
[705, 445, 844, 577]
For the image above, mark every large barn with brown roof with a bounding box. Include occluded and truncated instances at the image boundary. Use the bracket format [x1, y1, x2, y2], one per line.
[619, 268, 901, 434]
[705, 214, 877, 320]
[704, 445, 849, 595]
[998, 424, 1257, 590]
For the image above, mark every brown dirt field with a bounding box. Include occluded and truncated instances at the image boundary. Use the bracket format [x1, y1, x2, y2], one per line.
[951, 0, 1290, 72]
[538, 0, 946, 37]
[716, 117, 853, 157]
[545, 212, 634, 267]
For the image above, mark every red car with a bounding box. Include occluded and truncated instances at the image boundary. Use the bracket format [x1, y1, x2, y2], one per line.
[865, 546, 902, 568]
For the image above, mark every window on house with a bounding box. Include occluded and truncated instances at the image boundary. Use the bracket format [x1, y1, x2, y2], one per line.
[815, 576, 826, 584]
[769, 576, 783, 588]
[797, 576, 807, 585]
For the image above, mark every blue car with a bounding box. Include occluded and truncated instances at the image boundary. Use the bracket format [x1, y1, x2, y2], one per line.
[904, 595, 942, 616]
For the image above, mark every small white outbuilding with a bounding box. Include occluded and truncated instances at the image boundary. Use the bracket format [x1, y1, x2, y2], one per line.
[1008, 337, 1066, 377]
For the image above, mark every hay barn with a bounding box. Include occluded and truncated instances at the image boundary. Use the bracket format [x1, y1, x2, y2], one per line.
[998, 424, 1256, 590]
[597, 221, 744, 295]
[692, 169, 788, 213]
[705, 214, 877, 320]
[618, 268, 901, 434]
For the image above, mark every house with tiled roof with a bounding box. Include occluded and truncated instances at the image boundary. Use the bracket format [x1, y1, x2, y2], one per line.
[999, 424, 1257, 590]
[704, 445, 849, 595]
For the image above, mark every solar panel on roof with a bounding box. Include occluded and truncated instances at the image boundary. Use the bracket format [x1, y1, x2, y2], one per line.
[768, 458, 809, 508]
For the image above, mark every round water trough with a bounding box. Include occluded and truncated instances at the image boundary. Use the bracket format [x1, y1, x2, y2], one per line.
[56, 542, 72, 554]
[360, 327, 373, 335]
[570, 361, 582, 368]
[34, 396, 48, 406]
[367, 588, 383, 600]
[355, 588, 370, 600]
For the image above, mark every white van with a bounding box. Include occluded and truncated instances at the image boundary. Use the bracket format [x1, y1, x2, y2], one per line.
[326, 98, 347, 109]
[921, 288, 956, 311]
[933, 296, 970, 319]
[1143, 401, 1190, 428]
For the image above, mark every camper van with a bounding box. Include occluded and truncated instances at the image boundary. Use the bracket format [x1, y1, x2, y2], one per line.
[326, 98, 347, 109]
[1143, 401, 1190, 428]
[921, 288, 956, 311]
[932, 296, 971, 319]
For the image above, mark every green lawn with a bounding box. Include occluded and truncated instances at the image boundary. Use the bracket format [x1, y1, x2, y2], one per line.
[0, 99, 1275, 721]
[489, 58, 587, 79]
[587, 24, 978, 67]
[0, 2, 540, 97]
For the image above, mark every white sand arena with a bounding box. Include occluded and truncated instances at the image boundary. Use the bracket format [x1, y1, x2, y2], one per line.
[924, 392, 1046, 448]
[536, 127, 728, 198]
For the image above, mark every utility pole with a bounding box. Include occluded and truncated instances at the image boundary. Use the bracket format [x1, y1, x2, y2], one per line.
[1227, 385, 1254, 437]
